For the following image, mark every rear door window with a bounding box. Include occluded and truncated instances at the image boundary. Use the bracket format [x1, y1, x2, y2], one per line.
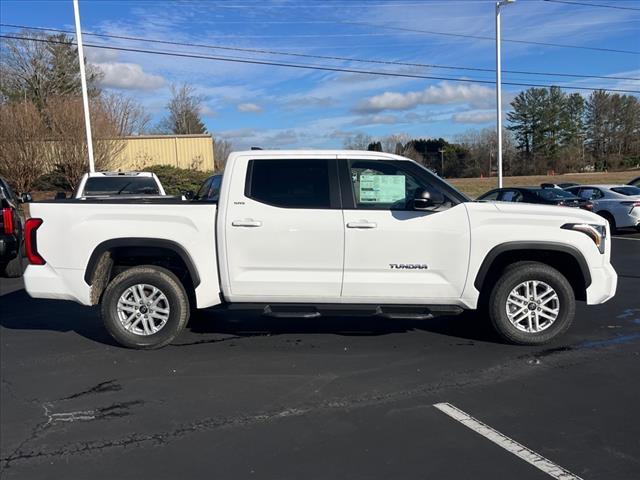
[245, 159, 334, 209]
[611, 186, 640, 196]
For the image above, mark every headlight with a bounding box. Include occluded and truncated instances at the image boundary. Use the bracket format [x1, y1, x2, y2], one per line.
[561, 223, 606, 254]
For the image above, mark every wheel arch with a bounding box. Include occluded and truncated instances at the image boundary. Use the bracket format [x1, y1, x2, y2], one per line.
[84, 238, 200, 305]
[474, 242, 591, 303]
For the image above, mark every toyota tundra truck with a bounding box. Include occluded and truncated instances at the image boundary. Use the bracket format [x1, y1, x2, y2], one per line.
[23, 150, 618, 349]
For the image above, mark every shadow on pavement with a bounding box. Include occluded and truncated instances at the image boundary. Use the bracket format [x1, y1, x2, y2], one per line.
[0, 286, 501, 346]
[187, 307, 500, 344]
[0, 288, 118, 346]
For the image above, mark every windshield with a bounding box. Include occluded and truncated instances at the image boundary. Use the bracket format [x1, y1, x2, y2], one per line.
[611, 186, 640, 196]
[83, 177, 160, 196]
[536, 188, 577, 200]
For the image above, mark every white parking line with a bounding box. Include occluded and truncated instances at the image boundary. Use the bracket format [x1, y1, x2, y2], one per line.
[433, 402, 582, 480]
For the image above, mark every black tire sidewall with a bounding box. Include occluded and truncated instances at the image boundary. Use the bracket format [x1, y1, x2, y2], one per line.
[489, 263, 575, 345]
[102, 266, 188, 349]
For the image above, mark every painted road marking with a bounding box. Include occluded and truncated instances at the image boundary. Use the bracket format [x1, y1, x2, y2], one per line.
[433, 402, 582, 480]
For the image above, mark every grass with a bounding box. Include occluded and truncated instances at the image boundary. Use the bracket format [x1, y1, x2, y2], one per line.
[448, 171, 639, 198]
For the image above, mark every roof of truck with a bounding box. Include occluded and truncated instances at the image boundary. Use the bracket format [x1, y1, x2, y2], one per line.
[231, 150, 405, 160]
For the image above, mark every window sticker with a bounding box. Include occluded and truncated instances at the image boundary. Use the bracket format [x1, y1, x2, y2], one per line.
[359, 174, 406, 203]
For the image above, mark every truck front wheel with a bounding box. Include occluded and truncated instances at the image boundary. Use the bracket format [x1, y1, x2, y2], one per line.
[488, 261, 575, 345]
[101, 265, 189, 349]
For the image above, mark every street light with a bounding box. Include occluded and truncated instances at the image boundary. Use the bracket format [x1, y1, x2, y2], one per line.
[495, 0, 515, 188]
[73, 0, 95, 172]
[438, 148, 445, 177]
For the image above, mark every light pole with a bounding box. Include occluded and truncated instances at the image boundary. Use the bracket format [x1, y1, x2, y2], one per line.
[438, 148, 445, 177]
[495, 0, 515, 188]
[73, 0, 95, 172]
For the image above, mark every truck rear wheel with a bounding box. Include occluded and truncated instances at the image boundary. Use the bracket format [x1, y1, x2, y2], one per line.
[101, 265, 189, 349]
[488, 261, 575, 345]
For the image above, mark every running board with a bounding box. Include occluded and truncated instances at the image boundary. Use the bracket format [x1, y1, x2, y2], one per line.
[226, 303, 464, 320]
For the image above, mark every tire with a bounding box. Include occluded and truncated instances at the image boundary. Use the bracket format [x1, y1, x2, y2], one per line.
[101, 265, 190, 349]
[599, 211, 617, 234]
[488, 261, 575, 345]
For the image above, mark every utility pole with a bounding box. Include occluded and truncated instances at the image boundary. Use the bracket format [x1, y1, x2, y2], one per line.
[73, 0, 95, 172]
[439, 148, 445, 177]
[495, 0, 515, 188]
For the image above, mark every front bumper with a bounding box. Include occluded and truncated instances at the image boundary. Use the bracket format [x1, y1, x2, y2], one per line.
[586, 262, 618, 305]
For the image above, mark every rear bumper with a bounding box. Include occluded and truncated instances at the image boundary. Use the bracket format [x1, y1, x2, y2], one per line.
[586, 263, 618, 305]
[24, 264, 91, 305]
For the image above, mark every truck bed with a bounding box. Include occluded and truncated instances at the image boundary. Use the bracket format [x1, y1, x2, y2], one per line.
[24, 201, 221, 308]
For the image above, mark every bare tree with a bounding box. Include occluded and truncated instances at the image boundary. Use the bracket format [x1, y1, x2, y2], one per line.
[0, 31, 102, 110]
[213, 138, 233, 171]
[43, 95, 150, 188]
[158, 84, 207, 135]
[0, 101, 49, 192]
[343, 132, 373, 150]
[381, 133, 410, 154]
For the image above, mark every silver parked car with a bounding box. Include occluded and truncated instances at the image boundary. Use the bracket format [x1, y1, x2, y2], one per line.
[565, 184, 640, 233]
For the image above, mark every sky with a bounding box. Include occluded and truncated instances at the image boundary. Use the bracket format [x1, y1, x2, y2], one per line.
[1, 0, 639, 149]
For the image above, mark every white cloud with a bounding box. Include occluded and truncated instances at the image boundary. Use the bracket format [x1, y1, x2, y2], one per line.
[85, 47, 119, 63]
[452, 110, 495, 124]
[93, 62, 165, 90]
[199, 105, 217, 117]
[352, 114, 399, 126]
[355, 82, 495, 114]
[237, 102, 264, 113]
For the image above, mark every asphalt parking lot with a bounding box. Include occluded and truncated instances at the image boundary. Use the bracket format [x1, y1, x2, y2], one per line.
[1, 232, 639, 480]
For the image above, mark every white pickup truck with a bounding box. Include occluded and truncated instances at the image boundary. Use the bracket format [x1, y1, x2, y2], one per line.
[24, 150, 617, 349]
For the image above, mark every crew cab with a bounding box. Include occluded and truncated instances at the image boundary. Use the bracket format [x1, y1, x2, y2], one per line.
[24, 150, 618, 349]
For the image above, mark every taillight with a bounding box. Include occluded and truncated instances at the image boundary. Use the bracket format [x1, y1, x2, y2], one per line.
[583, 202, 594, 211]
[25, 218, 45, 265]
[2, 207, 14, 235]
[621, 201, 640, 212]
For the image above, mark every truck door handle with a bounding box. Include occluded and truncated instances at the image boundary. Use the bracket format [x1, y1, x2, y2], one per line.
[346, 221, 377, 229]
[232, 219, 263, 227]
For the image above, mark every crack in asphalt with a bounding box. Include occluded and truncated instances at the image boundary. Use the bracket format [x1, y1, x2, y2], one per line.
[1, 400, 146, 468]
[60, 380, 122, 400]
[2, 341, 636, 468]
[170, 335, 244, 347]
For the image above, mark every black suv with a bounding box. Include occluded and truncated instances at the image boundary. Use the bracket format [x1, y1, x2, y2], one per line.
[0, 177, 30, 277]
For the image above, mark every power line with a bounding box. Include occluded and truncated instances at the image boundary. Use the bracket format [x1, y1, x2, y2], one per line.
[1, 33, 638, 94]
[343, 21, 640, 55]
[542, 0, 640, 11]
[1, 23, 638, 82]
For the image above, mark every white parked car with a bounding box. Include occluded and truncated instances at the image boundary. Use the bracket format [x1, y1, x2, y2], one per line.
[23, 150, 617, 349]
[74, 171, 167, 199]
[564, 184, 640, 232]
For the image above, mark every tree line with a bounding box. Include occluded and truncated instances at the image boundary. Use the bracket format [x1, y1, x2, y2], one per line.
[345, 87, 639, 178]
[0, 31, 230, 191]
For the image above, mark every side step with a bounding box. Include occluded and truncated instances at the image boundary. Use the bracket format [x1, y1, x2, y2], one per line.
[227, 303, 464, 320]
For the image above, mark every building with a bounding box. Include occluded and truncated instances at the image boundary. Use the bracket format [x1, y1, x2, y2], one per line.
[111, 134, 215, 172]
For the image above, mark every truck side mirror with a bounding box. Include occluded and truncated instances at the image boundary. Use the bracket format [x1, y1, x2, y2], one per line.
[20, 192, 32, 203]
[412, 188, 444, 211]
[54, 192, 67, 200]
[182, 190, 195, 200]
